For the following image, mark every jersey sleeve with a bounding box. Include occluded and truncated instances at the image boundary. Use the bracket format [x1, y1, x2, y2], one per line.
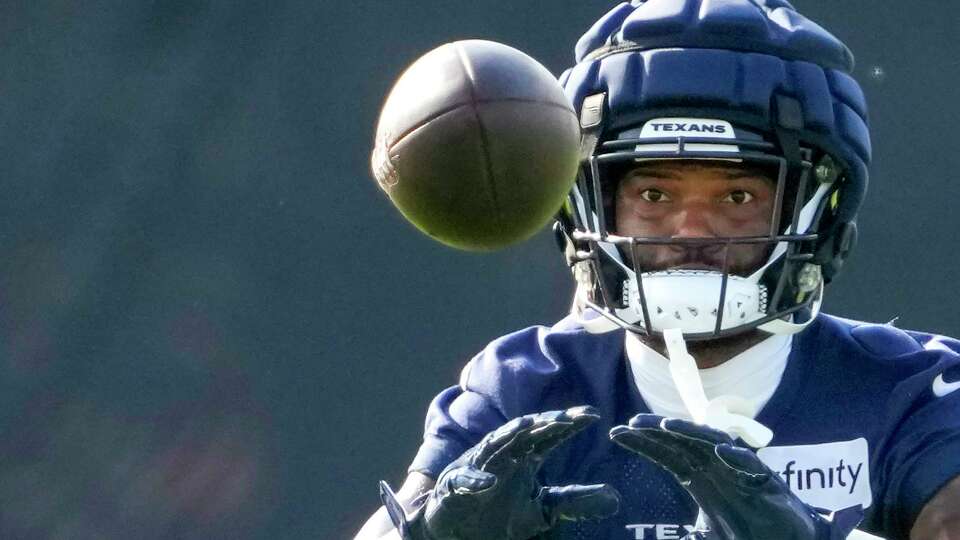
[407, 325, 567, 478]
[408, 384, 508, 477]
[869, 340, 960, 538]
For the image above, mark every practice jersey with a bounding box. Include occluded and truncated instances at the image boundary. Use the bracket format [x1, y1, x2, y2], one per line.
[409, 313, 960, 539]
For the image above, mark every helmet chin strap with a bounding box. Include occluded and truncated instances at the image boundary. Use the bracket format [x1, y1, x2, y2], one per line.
[662, 328, 773, 448]
[573, 285, 623, 334]
[758, 279, 824, 335]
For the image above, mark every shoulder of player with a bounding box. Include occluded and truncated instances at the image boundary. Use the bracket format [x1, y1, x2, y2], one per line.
[472, 313, 623, 367]
[814, 313, 960, 369]
[457, 314, 626, 401]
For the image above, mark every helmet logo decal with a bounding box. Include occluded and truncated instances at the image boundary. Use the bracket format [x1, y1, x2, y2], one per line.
[633, 118, 739, 156]
[639, 118, 736, 140]
[648, 122, 727, 134]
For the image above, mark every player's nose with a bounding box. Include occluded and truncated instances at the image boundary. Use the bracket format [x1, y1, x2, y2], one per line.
[668, 203, 718, 239]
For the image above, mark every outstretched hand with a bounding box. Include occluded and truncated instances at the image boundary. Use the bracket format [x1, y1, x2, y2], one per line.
[382, 406, 620, 540]
[610, 414, 863, 540]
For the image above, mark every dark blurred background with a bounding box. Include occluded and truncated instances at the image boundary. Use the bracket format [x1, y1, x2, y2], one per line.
[0, 1, 956, 538]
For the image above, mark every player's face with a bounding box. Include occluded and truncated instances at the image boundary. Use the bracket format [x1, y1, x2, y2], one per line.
[614, 160, 777, 276]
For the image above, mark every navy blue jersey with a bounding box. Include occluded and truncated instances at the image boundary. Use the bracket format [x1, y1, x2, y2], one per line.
[409, 314, 960, 540]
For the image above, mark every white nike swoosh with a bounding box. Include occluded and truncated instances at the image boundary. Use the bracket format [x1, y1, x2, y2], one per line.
[932, 373, 960, 398]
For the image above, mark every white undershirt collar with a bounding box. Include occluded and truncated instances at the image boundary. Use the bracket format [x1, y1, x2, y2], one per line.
[625, 331, 792, 421]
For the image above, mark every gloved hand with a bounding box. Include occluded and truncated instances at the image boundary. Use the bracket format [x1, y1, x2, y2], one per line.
[610, 414, 863, 540]
[380, 406, 620, 540]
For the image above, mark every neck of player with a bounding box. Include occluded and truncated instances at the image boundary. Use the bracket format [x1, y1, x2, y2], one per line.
[640, 329, 772, 369]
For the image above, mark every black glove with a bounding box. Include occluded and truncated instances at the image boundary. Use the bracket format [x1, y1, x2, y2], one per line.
[610, 414, 863, 540]
[380, 406, 620, 540]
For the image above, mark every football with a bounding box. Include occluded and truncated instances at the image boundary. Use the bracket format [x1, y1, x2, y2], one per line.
[371, 40, 581, 251]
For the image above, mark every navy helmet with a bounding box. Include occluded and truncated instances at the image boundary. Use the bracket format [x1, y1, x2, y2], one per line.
[555, 0, 870, 339]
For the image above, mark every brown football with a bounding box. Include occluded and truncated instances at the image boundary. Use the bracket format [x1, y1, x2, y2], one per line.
[371, 40, 581, 251]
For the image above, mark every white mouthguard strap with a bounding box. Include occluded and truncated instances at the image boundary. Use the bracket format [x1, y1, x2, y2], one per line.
[662, 328, 774, 448]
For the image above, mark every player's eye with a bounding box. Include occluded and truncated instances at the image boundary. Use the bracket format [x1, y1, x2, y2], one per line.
[721, 190, 754, 204]
[640, 189, 670, 203]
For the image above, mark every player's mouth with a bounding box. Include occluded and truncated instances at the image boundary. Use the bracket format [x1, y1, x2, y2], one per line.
[667, 263, 724, 271]
[638, 244, 765, 275]
[656, 252, 728, 272]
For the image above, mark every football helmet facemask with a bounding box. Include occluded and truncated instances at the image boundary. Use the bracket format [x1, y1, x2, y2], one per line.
[555, 0, 870, 340]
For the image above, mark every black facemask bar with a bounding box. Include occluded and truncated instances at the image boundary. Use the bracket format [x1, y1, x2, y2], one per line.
[564, 133, 836, 340]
